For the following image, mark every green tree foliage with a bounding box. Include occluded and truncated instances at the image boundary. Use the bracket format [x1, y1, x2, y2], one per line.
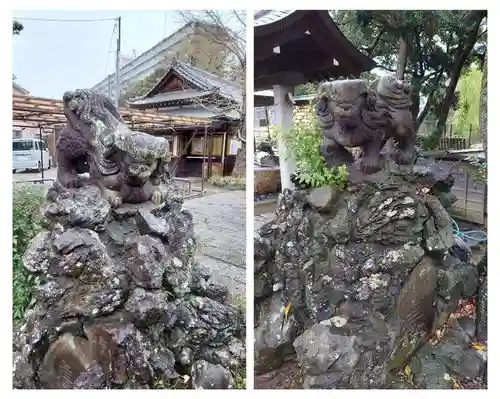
[332, 10, 487, 137]
[479, 50, 487, 159]
[13, 20, 23, 35]
[454, 65, 482, 137]
[13, 184, 45, 323]
[294, 82, 318, 96]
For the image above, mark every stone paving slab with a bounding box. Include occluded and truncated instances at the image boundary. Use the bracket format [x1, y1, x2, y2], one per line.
[183, 190, 246, 296]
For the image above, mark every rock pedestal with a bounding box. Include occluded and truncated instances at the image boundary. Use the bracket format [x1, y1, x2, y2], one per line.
[254, 167, 486, 389]
[13, 182, 245, 389]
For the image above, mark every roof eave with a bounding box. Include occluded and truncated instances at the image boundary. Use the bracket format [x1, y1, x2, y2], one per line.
[255, 10, 376, 75]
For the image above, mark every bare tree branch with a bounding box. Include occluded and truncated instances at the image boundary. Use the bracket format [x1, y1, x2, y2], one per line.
[176, 10, 246, 145]
[362, 27, 386, 56]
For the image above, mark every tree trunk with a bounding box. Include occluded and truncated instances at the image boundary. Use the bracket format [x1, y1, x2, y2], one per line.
[415, 96, 432, 133]
[435, 15, 484, 137]
[410, 81, 421, 126]
[415, 70, 445, 132]
[231, 143, 246, 178]
[479, 50, 487, 159]
[396, 35, 408, 80]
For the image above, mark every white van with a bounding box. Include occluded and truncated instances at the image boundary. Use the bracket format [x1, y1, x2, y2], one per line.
[12, 138, 52, 173]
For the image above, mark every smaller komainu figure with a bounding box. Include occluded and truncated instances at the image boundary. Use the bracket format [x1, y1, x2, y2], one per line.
[315, 76, 415, 174]
[56, 89, 171, 207]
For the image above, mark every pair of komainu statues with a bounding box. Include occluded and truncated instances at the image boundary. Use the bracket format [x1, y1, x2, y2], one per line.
[56, 89, 171, 207]
[315, 75, 415, 173]
[57, 76, 413, 207]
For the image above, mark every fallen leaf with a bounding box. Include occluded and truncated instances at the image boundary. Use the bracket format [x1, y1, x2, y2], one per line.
[284, 302, 292, 318]
[472, 343, 486, 351]
[404, 365, 412, 377]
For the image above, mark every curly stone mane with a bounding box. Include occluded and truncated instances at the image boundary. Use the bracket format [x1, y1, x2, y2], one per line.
[55, 88, 171, 207]
[369, 75, 412, 110]
[316, 80, 392, 145]
[63, 89, 124, 131]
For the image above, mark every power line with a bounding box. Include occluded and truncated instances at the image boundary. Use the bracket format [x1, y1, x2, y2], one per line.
[104, 21, 118, 78]
[14, 17, 116, 22]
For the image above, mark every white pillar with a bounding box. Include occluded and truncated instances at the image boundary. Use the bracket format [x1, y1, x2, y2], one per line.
[273, 85, 296, 191]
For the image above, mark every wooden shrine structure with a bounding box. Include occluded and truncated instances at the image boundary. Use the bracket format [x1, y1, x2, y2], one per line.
[254, 10, 376, 189]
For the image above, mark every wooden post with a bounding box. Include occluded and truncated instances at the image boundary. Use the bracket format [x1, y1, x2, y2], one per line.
[273, 85, 296, 191]
[207, 135, 214, 179]
[201, 124, 208, 193]
[265, 106, 271, 140]
[38, 124, 44, 179]
[221, 131, 227, 174]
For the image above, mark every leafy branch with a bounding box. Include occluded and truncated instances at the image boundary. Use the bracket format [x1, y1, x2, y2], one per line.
[275, 109, 349, 189]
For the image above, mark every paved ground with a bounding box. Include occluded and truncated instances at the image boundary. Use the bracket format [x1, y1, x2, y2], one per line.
[12, 169, 224, 195]
[12, 168, 56, 184]
[13, 168, 247, 296]
[254, 200, 278, 234]
[184, 190, 246, 296]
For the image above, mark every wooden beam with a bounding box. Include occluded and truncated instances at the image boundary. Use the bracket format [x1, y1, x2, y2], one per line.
[255, 72, 306, 91]
[254, 20, 314, 61]
[12, 93, 209, 129]
[255, 51, 352, 89]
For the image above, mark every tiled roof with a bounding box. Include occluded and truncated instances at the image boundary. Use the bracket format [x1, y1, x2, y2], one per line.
[130, 89, 212, 106]
[171, 61, 242, 103]
[13, 81, 29, 94]
[139, 60, 242, 105]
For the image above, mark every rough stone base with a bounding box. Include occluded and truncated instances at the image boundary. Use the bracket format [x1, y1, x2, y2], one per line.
[13, 182, 245, 389]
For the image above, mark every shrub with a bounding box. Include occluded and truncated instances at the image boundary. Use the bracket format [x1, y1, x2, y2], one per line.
[12, 184, 45, 323]
[417, 132, 440, 150]
[464, 155, 487, 185]
[277, 110, 349, 189]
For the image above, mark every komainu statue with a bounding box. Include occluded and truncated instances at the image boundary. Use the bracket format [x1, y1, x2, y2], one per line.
[315, 76, 415, 173]
[56, 89, 171, 207]
[13, 89, 246, 390]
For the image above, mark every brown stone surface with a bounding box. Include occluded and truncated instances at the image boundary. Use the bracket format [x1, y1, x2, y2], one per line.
[254, 168, 281, 195]
[85, 323, 132, 384]
[255, 360, 304, 389]
[40, 333, 92, 389]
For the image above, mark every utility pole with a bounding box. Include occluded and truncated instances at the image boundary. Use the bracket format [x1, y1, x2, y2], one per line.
[107, 74, 112, 98]
[114, 16, 121, 107]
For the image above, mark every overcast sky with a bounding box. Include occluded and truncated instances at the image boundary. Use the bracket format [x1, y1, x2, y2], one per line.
[12, 10, 188, 98]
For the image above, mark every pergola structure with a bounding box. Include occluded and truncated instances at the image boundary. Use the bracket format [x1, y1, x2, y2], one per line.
[12, 93, 223, 188]
[12, 93, 208, 131]
[254, 10, 376, 189]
